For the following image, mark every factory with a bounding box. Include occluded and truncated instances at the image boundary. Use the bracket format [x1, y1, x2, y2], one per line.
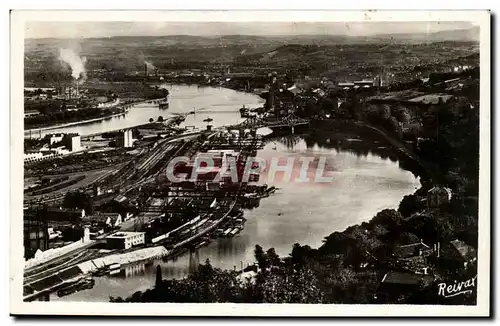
[46, 133, 81, 151]
[63, 133, 82, 152]
[115, 129, 134, 148]
[106, 232, 145, 250]
[24, 133, 82, 163]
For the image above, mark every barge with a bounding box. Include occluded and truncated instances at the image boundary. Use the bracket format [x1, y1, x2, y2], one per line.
[57, 278, 95, 298]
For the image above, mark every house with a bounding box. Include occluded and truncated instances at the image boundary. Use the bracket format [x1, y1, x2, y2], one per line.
[83, 213, 123, 229]
[438, 239, 477, 273]
[392, 238, 436, 273]
[312, 88, 326, 97]
[113, 194, 128, 204]
[427, 186, 452, 207]
[287, 84, 304, 95]
[393, 240, 433, 259]
[376, 271, 434, 303]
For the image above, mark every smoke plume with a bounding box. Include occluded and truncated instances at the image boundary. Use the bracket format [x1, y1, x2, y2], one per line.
[59, 48, 87, 82]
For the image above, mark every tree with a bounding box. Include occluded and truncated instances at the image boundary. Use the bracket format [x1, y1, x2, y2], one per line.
[254, 245, 269, 270]
[290, 243, 312, 269]
[155, 265, 163, 288]
[149, 117, 154, 123]
[266, 248, 280, 267]
[399, 194, 418, 218]
[62, 191, 94, 214]
[158, 116, 164, 122]
[369, 209, 402, 231]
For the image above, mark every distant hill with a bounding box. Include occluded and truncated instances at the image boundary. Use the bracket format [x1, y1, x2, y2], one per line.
[25, 27, 480, 48]
[371, 27, 480, 43]
[24, 28, 480, 79]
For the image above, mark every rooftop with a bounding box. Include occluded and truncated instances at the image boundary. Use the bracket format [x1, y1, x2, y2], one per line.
[83, 213, 121, 222]
[107, 231, 145, 239]
[381, 271, 433, 286]
[442, 239, 477, 262]
[46, 207, 84, 213]
[393, 241, 431, 258]
[113, 194, 128, 203]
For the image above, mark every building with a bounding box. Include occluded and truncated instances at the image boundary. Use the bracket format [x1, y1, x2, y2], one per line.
[93, 185, 102, 196]
[23, 148, 69, 164]
[63, 133, 81, 152]
[312, 88, 326, 97]
[83, 213, 123, 229]
[106, 232, 145, 250]
[113, 194, 128, 205]
[116, 129, 134, 148]
[438, 239, 477, 273]
[338, 82, 355, 89]
[354, 80, 376, 88]
[393, 240, 434, 259]
[23, 215, 49, 259]
[24, 110, 39, 118]
[427, 186, 452, 208]
[48, 133, 64, 145]
[376, 271, 434, 303]
[24, 133, 80, 163]
[223, 72, 254, 80]
[287, 84, 303, 95]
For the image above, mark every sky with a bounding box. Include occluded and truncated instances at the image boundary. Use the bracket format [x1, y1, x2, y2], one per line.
[24, 21, 477, 39]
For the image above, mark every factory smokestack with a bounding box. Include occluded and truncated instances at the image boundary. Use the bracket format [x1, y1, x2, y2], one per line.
[76, 79, 79, 98]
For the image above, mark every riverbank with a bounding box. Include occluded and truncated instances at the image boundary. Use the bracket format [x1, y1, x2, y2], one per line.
[25, 111, 128, 134]
[24, 95, 171, 135]
[24, 84, 264, 139]
[115, 92, 479, 304]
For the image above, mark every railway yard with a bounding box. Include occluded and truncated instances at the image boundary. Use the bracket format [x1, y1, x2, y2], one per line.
[22, 115, 277, 301]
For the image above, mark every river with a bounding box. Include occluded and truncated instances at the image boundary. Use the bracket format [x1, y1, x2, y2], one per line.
[25, 84, 264, 138]
[51, 136, 420, 302]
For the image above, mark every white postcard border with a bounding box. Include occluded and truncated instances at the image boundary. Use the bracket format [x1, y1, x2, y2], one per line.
[10, 9, 491, 316]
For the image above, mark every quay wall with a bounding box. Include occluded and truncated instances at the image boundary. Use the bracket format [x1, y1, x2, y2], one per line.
[24, 239, 95, 270]
[173, 200, 237, 249]
[78, 246, 169, 273]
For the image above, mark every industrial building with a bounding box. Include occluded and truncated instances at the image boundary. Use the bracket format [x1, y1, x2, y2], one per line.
[106, 232, 145, 250]
[83, 213, 123, 229]
[24, 133, 82, 163]
[48, 133, 64, 145]
[23, 213, 49, 259]
[116, 129, 134, 148]
[63, 133, 81, 152]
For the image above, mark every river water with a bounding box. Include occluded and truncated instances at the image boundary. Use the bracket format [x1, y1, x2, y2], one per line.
[25, 84, 264, 138]
[46, 85, 420, 302]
